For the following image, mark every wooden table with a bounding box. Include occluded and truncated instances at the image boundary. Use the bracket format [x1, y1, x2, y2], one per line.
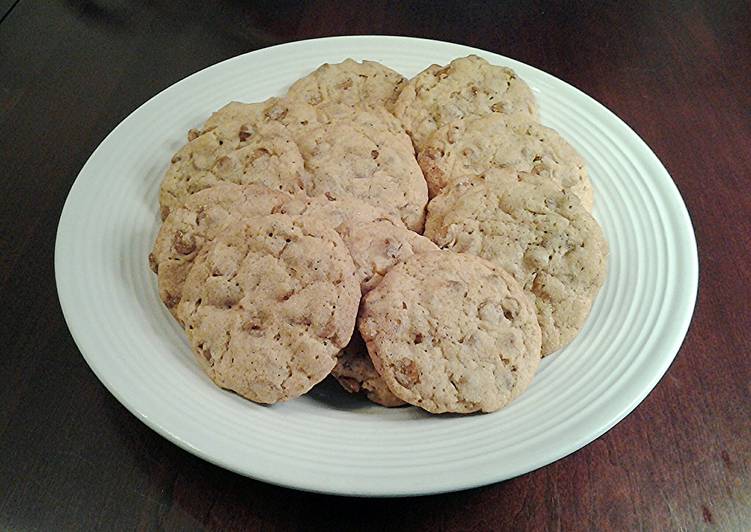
[2, 1, 749, 529]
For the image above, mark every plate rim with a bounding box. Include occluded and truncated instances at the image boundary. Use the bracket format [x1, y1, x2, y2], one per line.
[55, 35, 699, 497]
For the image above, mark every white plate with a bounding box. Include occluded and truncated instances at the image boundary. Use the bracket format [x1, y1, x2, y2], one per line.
[55, 36, 698, 496]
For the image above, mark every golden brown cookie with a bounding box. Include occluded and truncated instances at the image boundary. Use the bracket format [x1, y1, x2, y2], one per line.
[391, 55, 538, 151]
[159, 120, 307, 220]
[176, 213, 360, 404]
[150, 183, 292, 317]
[292, 106, 428, 231]
[418, 115, 593, 210]
[424, 176, 608, 355]
[359, 251, 542, 414]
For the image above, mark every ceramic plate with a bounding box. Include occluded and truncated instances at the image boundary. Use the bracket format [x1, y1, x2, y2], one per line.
[55, 36, 698, 496]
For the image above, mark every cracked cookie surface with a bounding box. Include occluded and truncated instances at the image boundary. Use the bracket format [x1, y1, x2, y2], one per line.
[359, 250, 541, 414]
[391, 55, 538, 151]
[176, 213, 360, 404]
[425, 176, 608, 355]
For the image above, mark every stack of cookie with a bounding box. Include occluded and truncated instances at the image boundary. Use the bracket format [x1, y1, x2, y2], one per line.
[149, 55, 607, 414]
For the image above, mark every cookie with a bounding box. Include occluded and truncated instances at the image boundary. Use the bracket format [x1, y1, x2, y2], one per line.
[286, 59, 406, 109]
[159, 119, 307, 219]
[424, 176, 608, 355]
[332, 331, 406, 407]
[391, 55, 538, 151]
[197, 99, 428, 231]
[149, 183, 292, 317]
[359, 250, 542, 414]
[418, 115, 594, 210]
[176, 213, 360, 404]
[293, 106, 428, 231]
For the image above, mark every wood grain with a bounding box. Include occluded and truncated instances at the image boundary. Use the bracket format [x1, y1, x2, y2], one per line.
[0, 0, 749, 529]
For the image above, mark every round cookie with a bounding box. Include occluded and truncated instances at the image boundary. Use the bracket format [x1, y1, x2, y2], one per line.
[418, 115, 594, 210]
[391, 55, 538, 151]
[149, 183, 292, 317]
[286, 59, 406, 109]
[425, 177, 608, 355]
[359, 250, 542, 414]
[332, 331, 406, 407]
[294, 107, 428, 232]
[159, 119, 307, 220]
[176, 213, 360, 404]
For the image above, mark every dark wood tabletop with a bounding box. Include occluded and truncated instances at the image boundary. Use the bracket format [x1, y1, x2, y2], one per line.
[2, 0, 749, 530]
